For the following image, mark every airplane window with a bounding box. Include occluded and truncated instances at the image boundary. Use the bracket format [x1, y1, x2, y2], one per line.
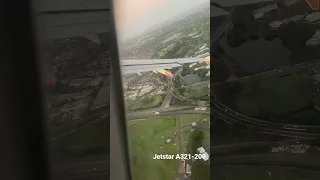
[211, 0, 320, 178]
[35, 2, 110, 179]
[113, 0, 210, 179]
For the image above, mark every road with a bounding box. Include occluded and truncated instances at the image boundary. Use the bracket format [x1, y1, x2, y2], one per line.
[212, 58, 320, 85]
[174, 80, 210, 91]
[175, 113, 186, 180]
[211, 58, 320, 136]
[127, 109, 210, 120]
[172, 88, 209, 106]
[212, 94, 320, 138]
[127, 106, 197, 118]
[211, 7, 234, 44]
[161, 67, 183, 108]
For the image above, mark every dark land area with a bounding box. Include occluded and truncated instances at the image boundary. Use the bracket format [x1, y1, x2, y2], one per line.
[42, 33, 110, 180]
[211, 0, 320, 178]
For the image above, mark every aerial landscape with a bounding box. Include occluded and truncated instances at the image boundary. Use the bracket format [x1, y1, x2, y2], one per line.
[42, 33, 110, 179]
[120, 2, 210, 180]
[211, 0, 320, 179]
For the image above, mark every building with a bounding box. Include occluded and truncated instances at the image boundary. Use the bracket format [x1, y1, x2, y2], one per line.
[202, 152, 210, 161]
[197, 147, 206, 154]
[197, 147, 210, 161]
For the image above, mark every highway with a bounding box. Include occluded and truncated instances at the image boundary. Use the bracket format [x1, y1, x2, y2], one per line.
[175, 113, 185, 180]
[172, 89, 209, 106]
[167, 67, 210, 106]
[211, 94, 320, 138]
[161, 67, 183, 108]
[210, 57, 320, 138]
[211, 6, 234, 46]
[174, 80, 210, 90]
[127, 106, 196, 118]
[127, 108, 209, 120]
[208, 0, 320, 139]
[212, 58, 320, 85]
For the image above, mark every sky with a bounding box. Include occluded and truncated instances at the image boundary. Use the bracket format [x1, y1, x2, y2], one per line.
[114, 0, 209, 42]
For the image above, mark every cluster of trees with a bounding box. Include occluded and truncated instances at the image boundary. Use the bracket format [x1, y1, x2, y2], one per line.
[181, 63, 194, 76]
[186, 131, 210, 180]
[197, 69, 209, 78]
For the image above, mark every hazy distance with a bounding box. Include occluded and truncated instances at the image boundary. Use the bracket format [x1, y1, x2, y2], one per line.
[114, 0, 209, 42]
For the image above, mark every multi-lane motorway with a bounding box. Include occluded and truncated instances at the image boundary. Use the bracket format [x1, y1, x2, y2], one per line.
[127, 107, 209, 120]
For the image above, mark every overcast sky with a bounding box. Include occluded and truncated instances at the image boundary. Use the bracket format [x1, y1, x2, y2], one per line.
[114, 0, 209, 41]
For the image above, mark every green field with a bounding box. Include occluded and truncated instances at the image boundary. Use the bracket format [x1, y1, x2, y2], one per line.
[128, 95, 163, 112]
[181, 114, 200, 126]
[128, 117, 180, 180]
[53, 119, 109, 162]
[180, 114, 210, 149]
[181, 85, 209, 101]
[127, 114, 210, 180]
[181, 115, 198, 151]
[181, 114, 210, 180]
[150, 7, 209, 60]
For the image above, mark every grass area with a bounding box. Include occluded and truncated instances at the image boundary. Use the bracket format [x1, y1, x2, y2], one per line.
[192, 162, 210, 180]
[127, 114, 210, 179]
[128, 117, 180, 180]
[181, 114, 200, 126]
[181, 114, 200, 152]
[202, 115, 210, 122]
[185, 130, 210, 180]
[53, 120, 109, 162]
[128, 95, 163, 112]
[235, 75, 309, 117]
[184, 125, 210, 153]
[181, 114, 210, 127]
[180, 114, 210, 180]
[169, 96, 191, 106]
[181, 85, 209, 101]
[181, 115, 210, 148]
[215, 74, 320, 125]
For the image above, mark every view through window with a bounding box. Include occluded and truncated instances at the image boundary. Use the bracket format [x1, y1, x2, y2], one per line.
[36, 3, 110, 178]
[114, 0, 210, 179]
[211, 0, 320, 179]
